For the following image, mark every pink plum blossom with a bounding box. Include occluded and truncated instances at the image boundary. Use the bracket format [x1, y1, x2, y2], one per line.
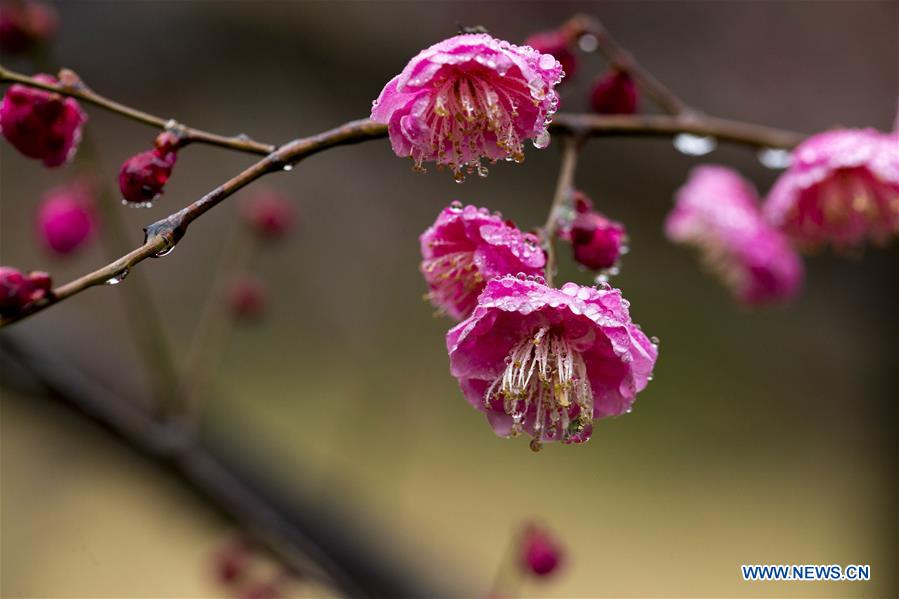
[36, 181, 96, 255]
[590, 70, 638, 115]
[764, 129, 899, 248]
[0, 74, 86, 167]
[560, 191, 627, 271]
[446, 275, 657, 449]
[420, 202, 545, 320]
[371, 33, 564, 181]
[667, 165, 804, 306]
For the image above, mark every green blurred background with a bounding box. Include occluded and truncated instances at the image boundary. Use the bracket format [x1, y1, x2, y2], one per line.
[1, 1, 897, 597]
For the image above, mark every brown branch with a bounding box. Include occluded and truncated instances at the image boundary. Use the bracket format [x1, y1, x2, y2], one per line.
[542, 136, 581, 288]
[0, 112, 804, 328]
[566, 14, 689, 116]
[0, 65, 276, 155]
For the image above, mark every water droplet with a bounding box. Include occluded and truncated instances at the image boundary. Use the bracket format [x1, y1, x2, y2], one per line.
[282, 164, 294, 171]
[532, 129, 551, 149]
[529, 439, 543, 452]
[595, 273, 610, 285]
[477, 164, 489, 178]
[673, 133, 717, 156]
[153, 238, 176, 258]
[105, 267, 130, 286]
[538, 54, 557, 70]
[650, 336, 660, 345]
[449, 200, 463, 212]
[578, 34, 599, 52]
[527, 77, 546, 100]
[757, 147, 792, 169]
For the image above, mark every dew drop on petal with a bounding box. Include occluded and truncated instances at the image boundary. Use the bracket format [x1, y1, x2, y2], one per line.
[673, 133, 717, 156]
[757, 147, 792, 169]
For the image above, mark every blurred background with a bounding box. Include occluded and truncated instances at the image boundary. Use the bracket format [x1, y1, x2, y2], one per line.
[1, 1, 897, 597]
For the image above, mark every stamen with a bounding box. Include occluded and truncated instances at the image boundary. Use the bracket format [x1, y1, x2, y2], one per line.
[486, 328, 594, 441]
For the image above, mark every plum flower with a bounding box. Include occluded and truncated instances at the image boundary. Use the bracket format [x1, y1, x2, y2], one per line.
[559, 191, 627, 271]
[371, 33, 564, 181]
[763, 129, 899, 248]
[446, 275, 657, 449]
[0, 266, 51, 317]
[667, 165, 804, 306]
[420, 202, 545, 320]
[0, 74, 86, 167]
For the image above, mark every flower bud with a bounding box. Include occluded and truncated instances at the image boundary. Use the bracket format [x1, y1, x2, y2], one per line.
[227, 276, 268, 321]
[520, 523, 563, 577]
[36, 181, 96, 255]
[240, 189, 294, 240]
[0, 0, 58, 54]
[119, 132, 181, 205]
[560, 191, 627, 271]
[590, 69, 638, 115]
[212, 537, 250, 585]
[0, 74, 86, 167]
[0, 267, 51, 316]
[524, 29, 577, 80]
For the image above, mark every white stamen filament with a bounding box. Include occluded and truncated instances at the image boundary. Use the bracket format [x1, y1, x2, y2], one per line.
[485, 327, 593, 444]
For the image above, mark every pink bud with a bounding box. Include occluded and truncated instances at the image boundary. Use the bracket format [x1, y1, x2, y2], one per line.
[521, 523, 563, 577]
[36, 182, 96, 255]
[590, 70, 638, 115]
[227, 277, 268, 320]
[0, 266, 51, 316]
[118, 140, 178, 205]
[0, 0, 58, 54]
[240, 189, 294, 240]
[524, 29, 577, 80]
[0, 74, 86, 167]
[212, 537, 250, 585]
[560, 191, 627, 271]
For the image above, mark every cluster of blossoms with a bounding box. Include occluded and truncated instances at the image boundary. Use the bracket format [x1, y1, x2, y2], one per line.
[379, 32, 658, 450]
[666, 127, 898, 303]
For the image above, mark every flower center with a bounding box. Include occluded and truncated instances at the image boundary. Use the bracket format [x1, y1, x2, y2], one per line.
[417, 74, 533, 181]
[485, 327, 593, 444]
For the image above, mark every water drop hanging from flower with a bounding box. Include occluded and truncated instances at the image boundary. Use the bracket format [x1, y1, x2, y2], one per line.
[370, 33, 564, 181]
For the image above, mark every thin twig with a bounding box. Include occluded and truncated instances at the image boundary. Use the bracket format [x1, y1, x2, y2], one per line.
[0, 111, 805, 328]
[566, 14, 689, 116]
[542, 137, 581, 288]
[0, 65, 276, 155]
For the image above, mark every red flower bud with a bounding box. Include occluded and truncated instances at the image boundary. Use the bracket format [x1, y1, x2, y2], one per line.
[36, 181, 97, 255]
[0, 266, 51, 316]
[118, 142, 178, 206]
[590, 70, 638, 115]
[227, 276, 268, 321]
[212, 537, 250, 585]
[240, 189, 294, 240]
[561, 191, 627, 271]
[520, 523, 563, 577]
[0, 74, 86, 167]
[0, 0, 58, 54]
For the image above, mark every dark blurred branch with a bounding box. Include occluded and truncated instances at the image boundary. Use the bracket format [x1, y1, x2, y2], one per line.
[0, 333, 437, 598]
[0, 65, 276, 155]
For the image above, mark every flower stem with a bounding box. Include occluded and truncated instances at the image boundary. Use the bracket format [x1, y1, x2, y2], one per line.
[542, 136, 581, 288]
